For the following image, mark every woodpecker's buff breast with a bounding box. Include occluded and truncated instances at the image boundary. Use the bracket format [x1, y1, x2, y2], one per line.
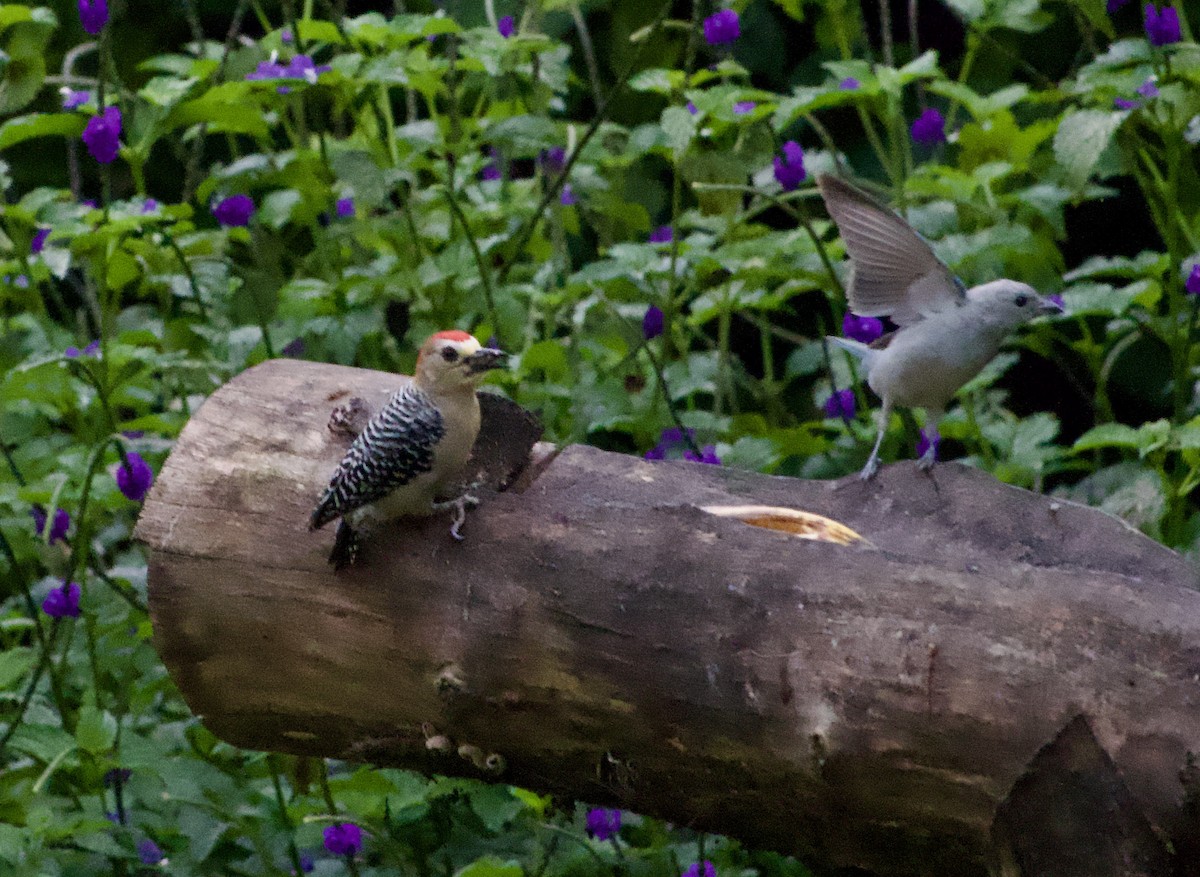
[817, 174, 1062, 479]
[310, 330, 507, 567]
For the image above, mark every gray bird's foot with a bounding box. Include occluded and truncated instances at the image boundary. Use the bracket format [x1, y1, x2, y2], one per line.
[433, 493, 480, 541]
[858, 456, 880, 481]
[917, 449, 937, 472]
[327, 397, 372, 438]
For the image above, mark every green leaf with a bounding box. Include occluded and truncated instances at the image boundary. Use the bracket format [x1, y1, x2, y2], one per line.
[454, 857, 523, 877]
[0, 645, 34, 688]
[1053, 109, 1124, 189]
[75, 704, 118, 755]
[0, 113, 86, 150]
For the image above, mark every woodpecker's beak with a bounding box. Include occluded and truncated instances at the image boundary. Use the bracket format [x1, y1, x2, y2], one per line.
[465, 347, 507, 374]
[1037, 295, 1064, 316]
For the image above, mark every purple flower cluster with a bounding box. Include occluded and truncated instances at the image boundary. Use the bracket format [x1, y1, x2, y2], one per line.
[246, 54, 331, 93]
[910, 107, 946, 146]
[31, 505, 71, 544]
[842, 311, 884, 344]
[323, 823, 362, 857]
[703, 9, 740, 45]
[116, 452, 154, 501]
[43, 581, 81, 618]
[643, 304, 664, 340]
[649, 225, 673, 244]
[732, 100, 757, 115]
[213, 195, 255, 227]
[839, 77, 860, 90]
[773, 141, 806, 191]
[82, 107, 122, 164]
[497, 15, 515, 38]
[823, 388, 856, 421]
[62, 89, 90, 109]
[78, 0, 108, 34]
[1144, 4, 1181, 46]
[31, 228, 50, 254]
[137, 840, 164, 866]
[335, 198, 355, 219]
[585, 808, 621, 840]
[1185, 264, 1200, 295]
[683, 862, 717, 877]
[645, 428, 721, 465]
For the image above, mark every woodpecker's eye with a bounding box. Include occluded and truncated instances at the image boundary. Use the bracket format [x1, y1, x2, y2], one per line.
[441, 346, 459, 362]
[1014, 294, 1029, 307]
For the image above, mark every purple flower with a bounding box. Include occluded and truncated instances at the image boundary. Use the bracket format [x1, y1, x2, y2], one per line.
[842, 312, 884, 344]
[1108, 0, 1131, 10]
[560, 185, 577, 206]
[323, 823, 362, 857]
[84, 339, 100, 356]
[294, 852, 315, 874]
[649, 225, 673, 243]
[31, 505, 71, 544]
[1145, 5, 1181, 46]
[585, 808, 621, 840]
[336, 197, 355, 219]
[910, 107, 946, 146]
[286, 55, 331, 82]
[115, 451, 154, 502]
[686, 101, 698, 115]
[773, 141, 806, 191]
[480, 148, 503, 181]
[82, 106, 122, 164]
[104, 768, 132, 786]
[281, 338, 305, 357]
[247, 60, 288, 81]
[682, 862, 717, 877]
[1047, 293, 1065, 310]
[497, 15, 515, 38]
[141, 199, 159, 214]
[703, 9, 740, 45]
[62, 89, 90, 109]
[683, 444, 721, 465]
[733, 101, 757, 115]
[42, 581, 81, 619]
[1186, 264, 1200, 295]
[839, 77, 860, 90]
[65, 339, 100, 358]
[539, 146, 566, 174]
[13, 275, 29, 289]
[137, 840, 164, 865]
[643, 304, 664, 340]
[281, 28, 294, 43]
[213, 194, 254, 227]
[1136, 78, 1160, 97]
[916, 428, 940, 461]
[1114, 97, 1140, 110]
[31, 228, 50, 254]
[644, 444, 666, 460]
[823, 389, 856, 421]
[78, 0, 108, 34]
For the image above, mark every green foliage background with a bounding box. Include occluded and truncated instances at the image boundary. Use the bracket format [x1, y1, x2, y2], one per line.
[3, 0, 1200, 873]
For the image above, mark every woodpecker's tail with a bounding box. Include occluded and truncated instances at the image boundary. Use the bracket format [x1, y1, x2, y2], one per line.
[827, 336, 873, 363]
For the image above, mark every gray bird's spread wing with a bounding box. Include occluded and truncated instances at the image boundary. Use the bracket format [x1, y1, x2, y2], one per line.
[310, 385, 445, 529]
[817, 174, 964, 326]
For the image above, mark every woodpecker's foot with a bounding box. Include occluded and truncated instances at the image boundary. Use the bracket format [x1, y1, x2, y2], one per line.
[858, 455, 880, 481]
[433, 493, 480, 542]
[329, 519, 360, 569]
[917, 451, 937, 472]
[327, 397, 372, 438]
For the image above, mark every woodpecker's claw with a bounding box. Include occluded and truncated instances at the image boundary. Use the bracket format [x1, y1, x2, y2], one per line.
[434, 492, 480, 542]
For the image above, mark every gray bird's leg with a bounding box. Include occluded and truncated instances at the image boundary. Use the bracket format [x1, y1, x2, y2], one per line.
[918, 410, 941, 472]
[432, 487, 481, 541]
[860, 399, 893, 480]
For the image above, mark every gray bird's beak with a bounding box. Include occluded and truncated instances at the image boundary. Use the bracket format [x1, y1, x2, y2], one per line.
[465, 347, 507, 374]
[1037, 295, 1064, 316]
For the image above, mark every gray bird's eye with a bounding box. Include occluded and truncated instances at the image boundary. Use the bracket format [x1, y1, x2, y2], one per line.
[441, 347, 459, 362]
[1014, 294, 1029, 307]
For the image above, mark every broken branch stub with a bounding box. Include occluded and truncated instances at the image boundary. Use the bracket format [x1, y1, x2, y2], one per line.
[136, 359, 1200, 877]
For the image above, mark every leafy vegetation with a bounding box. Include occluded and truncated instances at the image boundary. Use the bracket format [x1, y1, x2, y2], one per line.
[3, 0, 1200, 873]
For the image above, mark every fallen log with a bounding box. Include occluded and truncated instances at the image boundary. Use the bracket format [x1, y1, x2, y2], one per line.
[135, 359, 1200, 877]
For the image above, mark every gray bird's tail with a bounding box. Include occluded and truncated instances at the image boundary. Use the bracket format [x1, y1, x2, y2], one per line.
[827, 336, 874, 364]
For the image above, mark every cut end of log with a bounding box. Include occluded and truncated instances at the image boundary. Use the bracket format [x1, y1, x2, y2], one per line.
[700, 504, 871, 546]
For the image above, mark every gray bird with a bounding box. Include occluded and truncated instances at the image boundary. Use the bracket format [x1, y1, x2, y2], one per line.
[818, 174, 1062, 480]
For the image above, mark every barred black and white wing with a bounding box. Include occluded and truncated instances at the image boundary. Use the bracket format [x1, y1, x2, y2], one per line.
[309, 385, 445, 530]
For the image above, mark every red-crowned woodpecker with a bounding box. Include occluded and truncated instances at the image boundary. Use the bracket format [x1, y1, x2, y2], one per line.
[309, 331, 507, 569]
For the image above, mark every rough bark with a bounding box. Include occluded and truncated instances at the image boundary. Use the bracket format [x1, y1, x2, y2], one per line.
[136, 359, 1200, 877]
